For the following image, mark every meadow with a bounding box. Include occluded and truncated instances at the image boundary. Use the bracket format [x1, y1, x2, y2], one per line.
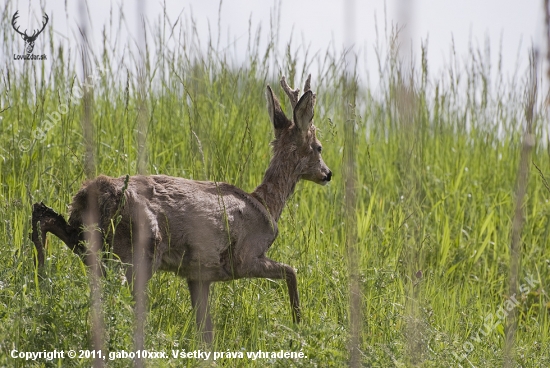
[1, 7, 550, 367]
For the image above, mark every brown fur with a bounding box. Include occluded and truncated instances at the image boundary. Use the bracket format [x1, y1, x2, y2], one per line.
[30, 75, 332, 343]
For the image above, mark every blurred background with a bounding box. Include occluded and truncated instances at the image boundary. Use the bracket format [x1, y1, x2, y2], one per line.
[2, 0, 542, 86]
[1, 1, 549, 367]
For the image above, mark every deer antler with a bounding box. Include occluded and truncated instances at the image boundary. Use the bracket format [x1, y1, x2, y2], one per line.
[280, 74, 313, 109]
[303, 74, 312, 94]
[280, 76, 300, 109]
[32, 13, 49, 40]
[11, 11, 49, 41]
[11, 11, 27, 38]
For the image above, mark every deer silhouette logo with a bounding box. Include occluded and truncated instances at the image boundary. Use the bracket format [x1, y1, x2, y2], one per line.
[12, 11, 49, 55]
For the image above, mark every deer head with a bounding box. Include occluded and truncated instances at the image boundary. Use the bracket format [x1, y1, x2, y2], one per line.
[265, 75, 332, 185]
[12, 11, 49, 55]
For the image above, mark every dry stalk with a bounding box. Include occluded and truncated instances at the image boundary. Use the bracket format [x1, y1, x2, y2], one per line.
[503, 48, 538, 367]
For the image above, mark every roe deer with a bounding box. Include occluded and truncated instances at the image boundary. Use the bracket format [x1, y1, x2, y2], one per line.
[31, 75, 332, 343]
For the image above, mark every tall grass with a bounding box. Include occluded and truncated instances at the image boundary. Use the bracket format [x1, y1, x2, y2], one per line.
[1, 2, 549, 367]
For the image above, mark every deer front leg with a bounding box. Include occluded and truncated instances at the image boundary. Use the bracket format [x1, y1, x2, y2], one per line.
[238, 257, 301, 324]
[187, 280, 213, 343]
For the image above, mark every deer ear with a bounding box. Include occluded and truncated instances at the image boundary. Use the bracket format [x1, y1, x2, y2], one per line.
[293, 90, 315, 133]
[266, 85, 290, 133]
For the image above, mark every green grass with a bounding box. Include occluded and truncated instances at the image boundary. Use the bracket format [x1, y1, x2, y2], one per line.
[1, 5, 550, 367]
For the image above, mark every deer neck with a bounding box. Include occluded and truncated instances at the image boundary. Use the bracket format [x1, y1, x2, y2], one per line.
[252, 157, 300, 222]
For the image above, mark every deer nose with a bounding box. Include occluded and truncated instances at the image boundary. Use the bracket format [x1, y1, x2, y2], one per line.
[325, 171, 332, 182]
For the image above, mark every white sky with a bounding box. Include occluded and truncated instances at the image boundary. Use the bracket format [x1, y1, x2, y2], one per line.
[5, 0, 544, 84]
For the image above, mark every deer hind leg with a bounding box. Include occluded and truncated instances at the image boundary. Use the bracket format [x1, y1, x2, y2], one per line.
[30, 202, 84, 267]
[238, 257, 301, 324]
[187, 279, 213, 343]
